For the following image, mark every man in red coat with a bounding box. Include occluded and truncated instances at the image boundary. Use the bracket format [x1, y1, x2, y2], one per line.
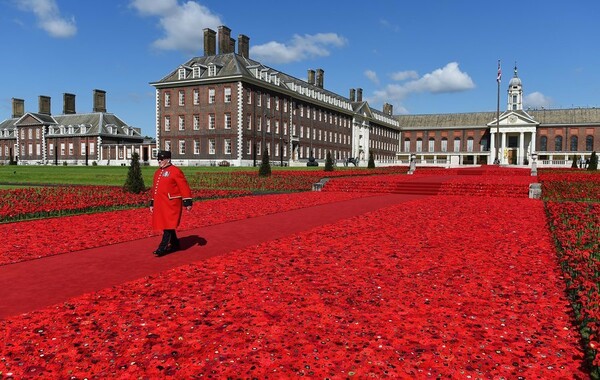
[150, 150, 193, 256]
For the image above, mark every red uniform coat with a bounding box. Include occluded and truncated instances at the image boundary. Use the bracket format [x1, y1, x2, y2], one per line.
[151, 164, 192, 231]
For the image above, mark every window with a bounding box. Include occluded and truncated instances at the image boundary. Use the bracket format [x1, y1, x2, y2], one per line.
[60, 143, 65, 155]
[540, 136, 547, 151]
[164, 140, 171, 152]
[428, 138, 435, 152]
[193, 115, 200, 130]
[256, 92, 261, 106]
[36, 129, 40, 139]
[224, 87, 231, 103]
[266, 118, 271, 133]
[179, 90, 185, 106]
[266, 94, 271, 109]
[586, 135, 594, 151]
[404, 139, 410, 152]
[555, 136, 563, 151]
[179, 140, 185, 155]
[224, 139, 231, 154]
[193, 89, 199, 105]
[247, 115, 252, 130]
[208, 88, 215, 104]
[257, 118, 262, 131]
[28, 143, 33, 155]
[164, 92, 171, 107]
[192, 67, 200, 78]
[256, 143, 261, 156]
[246, 140, 252, 155]
[81, 143, 86, 154]
[224, 113, 231, 129]
[194, 140, 200, 154]
[453, 138, 461, 152]
[275, 120, 279, 134]
[441, 138, 448, 152]
[208, 65, 216, 76]
[247, 90, 252, 104]
[178, 68, 186, 79]
[178, 116, 185, 131]
[570, 135, 578, 151]
[208, 114, 215, 129]
[467, 137, 474, 152]
[275, 142, 280, 156]
[68, 143, 74, 155]
[90, 143, 95, 154]
[49, 143, 54, 154]
[164, 116, 171, 131]
[28, 129, 33, 139]
[209, 139, 216, 154]
[416, 138, 422, 152]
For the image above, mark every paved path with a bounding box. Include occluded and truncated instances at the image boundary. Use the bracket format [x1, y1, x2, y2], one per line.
[0, 193, 426, 319]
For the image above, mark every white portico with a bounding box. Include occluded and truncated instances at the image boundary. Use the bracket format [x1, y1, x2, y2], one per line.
[488, 66, 539, 165]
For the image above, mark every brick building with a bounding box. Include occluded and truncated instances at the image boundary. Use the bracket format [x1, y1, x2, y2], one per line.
[0, 90, 155, 166]
[150, 26, 400, 167]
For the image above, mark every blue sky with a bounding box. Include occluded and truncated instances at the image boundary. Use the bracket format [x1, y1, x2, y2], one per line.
[1, 0, 599, 137]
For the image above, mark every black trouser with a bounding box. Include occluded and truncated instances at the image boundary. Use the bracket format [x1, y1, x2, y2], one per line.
[158, 229, 178, 250]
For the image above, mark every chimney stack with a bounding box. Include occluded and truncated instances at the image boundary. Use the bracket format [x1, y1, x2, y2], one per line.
[356, 88, 363, 102]
[203, 28, 216, 56]
[38, 95, 51, 115]
[63, 93, 76, 114]
[93, 89, 106, 112]
[12, 98, 25, 118]
[307, 69, 316, 85]
[349, 89, 356, 102]
[383, 102, 393, 116]
[218, 25, 232, 54]
[316, 68, 324, 88]
[238, 34, 249, 58]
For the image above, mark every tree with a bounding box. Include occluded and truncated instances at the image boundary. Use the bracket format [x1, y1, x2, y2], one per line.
[258, 148, 271, 177]
[324, 151, 334, 172]
[368, 153, 375, 169]
[588, 151, 598, 171]
[123, 152, 146, 193]
[571, 155, 579, 169]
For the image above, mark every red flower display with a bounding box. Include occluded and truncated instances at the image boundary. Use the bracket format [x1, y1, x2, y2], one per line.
[0, 195, 588, 378]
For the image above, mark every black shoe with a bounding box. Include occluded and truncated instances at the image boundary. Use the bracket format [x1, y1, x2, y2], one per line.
[153, 249, 167, 257]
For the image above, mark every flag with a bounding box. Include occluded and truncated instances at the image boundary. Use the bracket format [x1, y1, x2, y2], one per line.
[497, 61, 502, 83]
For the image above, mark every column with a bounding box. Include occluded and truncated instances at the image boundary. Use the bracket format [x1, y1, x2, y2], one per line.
[501, 133, 507, 164]
[519, 132, 524, 165]
[490, 131, 496, 163]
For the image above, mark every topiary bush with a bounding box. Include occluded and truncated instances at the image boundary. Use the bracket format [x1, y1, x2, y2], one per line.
[123, 152, 146, 193]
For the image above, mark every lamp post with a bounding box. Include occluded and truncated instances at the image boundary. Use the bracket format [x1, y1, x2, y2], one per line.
[494, 60, 501, 165]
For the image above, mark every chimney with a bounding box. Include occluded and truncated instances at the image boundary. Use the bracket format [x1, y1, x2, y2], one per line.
[12, 98, 25, 118]
[38, 95, 51, 115]
[356, 88, 363, 102]
[63, 93, 76, 114]
[203, 28, 216, 56]
[307, 69, 315, 85]
[93, 89, 106, 112]
[218, 25, 232, 54]
[383, 102, 393, 116]
[238, 34, 249, 58]
[316, 68, 324, 88]
[229, 37, 235, 54]
[349, 89, 356, 102]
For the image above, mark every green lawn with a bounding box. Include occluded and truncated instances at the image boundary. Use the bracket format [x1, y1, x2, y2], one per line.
[0, 164, 327, 187]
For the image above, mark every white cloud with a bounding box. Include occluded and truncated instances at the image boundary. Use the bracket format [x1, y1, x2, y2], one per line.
[130, 0, 222, 53]
[524, 91, 552, 109]
[391, 70, 419, 81]
[368, 62, 475, 113]
[365, 70, 379, 85]
[15, 0, 76, 38]
[404, 62, 475, 93]
[250, 33, 347, 64]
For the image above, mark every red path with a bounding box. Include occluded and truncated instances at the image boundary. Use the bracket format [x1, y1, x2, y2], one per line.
[0, 193, 426, 319]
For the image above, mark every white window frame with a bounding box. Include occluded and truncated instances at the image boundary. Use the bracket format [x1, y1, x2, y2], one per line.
[209, 139, 216, 154]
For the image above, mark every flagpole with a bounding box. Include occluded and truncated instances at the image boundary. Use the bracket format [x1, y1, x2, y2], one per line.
[494, 60, 501, 165]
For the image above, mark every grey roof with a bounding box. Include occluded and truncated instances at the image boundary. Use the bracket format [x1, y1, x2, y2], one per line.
[0, 112, 142, 139]
[396, 108, 600, 129]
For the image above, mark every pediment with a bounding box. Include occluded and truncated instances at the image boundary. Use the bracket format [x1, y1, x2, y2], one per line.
[488, 110, 538, 128]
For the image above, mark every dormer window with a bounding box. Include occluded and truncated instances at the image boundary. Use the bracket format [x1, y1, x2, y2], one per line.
[80, 125, 86, 134]
[192, 66, 200, 78]
[208, 64, 217, 77]
[178, 68, 186, 80]
[68, 125, 74, 134]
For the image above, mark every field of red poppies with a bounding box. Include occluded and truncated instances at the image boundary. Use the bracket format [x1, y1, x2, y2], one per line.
[0, 167, 598, 379]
